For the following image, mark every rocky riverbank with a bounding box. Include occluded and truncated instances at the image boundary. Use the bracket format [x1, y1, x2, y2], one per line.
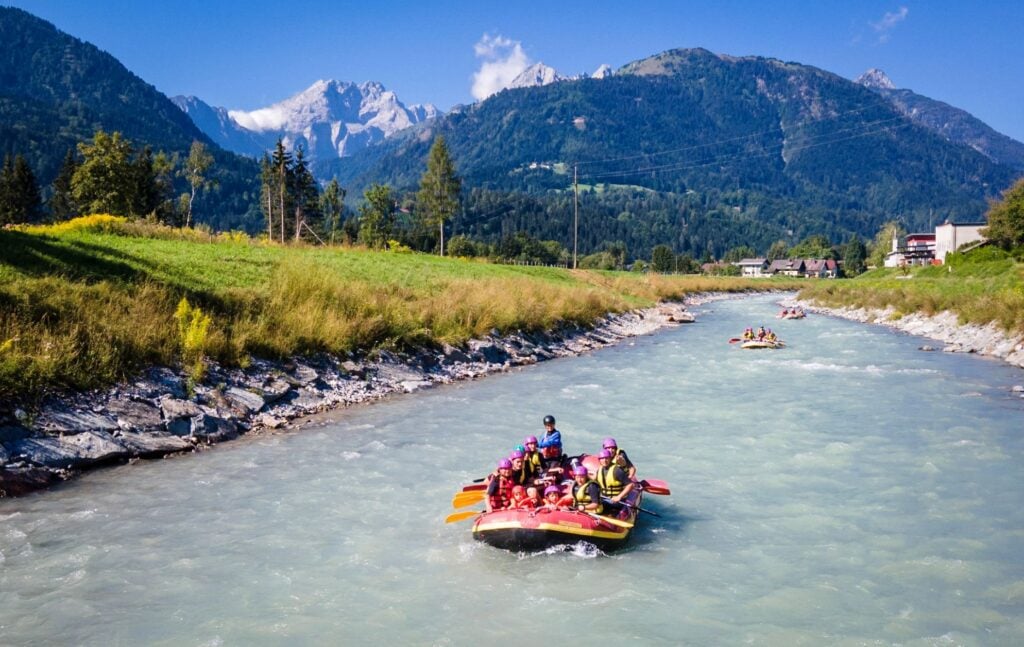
[788, 297, 1024, 370]
[0, 296, 729, 497]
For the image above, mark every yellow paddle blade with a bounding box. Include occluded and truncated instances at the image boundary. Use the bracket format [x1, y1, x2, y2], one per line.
[586, 512, 634, 529]
[452, 491, 486, 508]
[445, 509, 483, 524]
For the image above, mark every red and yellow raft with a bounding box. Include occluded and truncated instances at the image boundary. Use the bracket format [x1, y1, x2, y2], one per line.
[471, 455, 644, 552]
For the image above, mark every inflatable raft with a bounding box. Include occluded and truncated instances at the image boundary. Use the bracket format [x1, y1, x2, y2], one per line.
[740, 340, 781, 349]
[471, 455, 643, 552]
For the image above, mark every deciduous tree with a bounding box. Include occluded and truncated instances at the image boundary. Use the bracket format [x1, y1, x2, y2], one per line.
[180, 141, 215, 228]
[72, 130, 135, 216]
[983, 178, 1024, 250]
[359, 184, 395, 248]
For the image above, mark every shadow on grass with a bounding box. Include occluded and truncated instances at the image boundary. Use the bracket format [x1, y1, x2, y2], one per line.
[1, 230, 146, 283]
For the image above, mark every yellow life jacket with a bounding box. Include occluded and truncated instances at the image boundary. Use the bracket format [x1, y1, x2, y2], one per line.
[572, 479, 603, 514]
[526, 450, 542, 473]
[597, 464, 625, 496]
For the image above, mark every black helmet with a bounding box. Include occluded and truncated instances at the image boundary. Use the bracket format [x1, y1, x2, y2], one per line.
[543, 415, 556, 426]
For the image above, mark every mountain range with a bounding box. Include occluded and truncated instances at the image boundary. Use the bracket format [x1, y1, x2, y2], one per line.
[2, 6, 1022, 256]
[172, 80, 438, 163]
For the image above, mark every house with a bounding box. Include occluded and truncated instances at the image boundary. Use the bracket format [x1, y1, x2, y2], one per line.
[767, 259, 791, 276]
[884, 231, 935, 267]
[935, 221, 986, 263]
[767, 259, 806, 277]
[824, 259, 839, 278]
[803, 259, 827, 278]
[735, 258, 768, 277]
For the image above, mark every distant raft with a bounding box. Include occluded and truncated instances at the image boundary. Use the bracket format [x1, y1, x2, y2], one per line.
[740, 340, 783, 349]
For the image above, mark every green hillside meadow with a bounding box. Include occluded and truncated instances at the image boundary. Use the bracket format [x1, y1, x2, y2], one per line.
[0, 216, 803, 403]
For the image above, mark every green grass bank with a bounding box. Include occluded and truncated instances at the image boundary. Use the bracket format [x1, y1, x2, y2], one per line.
[799, 248, 1024, 335]
[1, 217, 803, 403]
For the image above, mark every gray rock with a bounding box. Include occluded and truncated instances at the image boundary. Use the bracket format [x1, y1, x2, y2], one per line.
[287, 364, 319, 386]
[943, 345, 961, 353]
[254, 413, 287, 429]
[191, 414, 239, 443]
[34, 408, 119, 435]
[224, 387, 266, 415]
[261, 379, 292, 403]
[440, 344, 472, 365]
[9, 431, 128, 469]
[105, 399, 163, 431]
[160, 397, 203, 426]
[0, 425, 31, 445]
[117, 431, 193, 457]
[166, 416, 194, 437]
[467, 340, 508, 364]
[919, 345, 938, 352]
[0, 464, 62, 497]
[340, 361, 367, 379]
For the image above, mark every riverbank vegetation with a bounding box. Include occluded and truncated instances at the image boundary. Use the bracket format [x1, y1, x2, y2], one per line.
[0, 216, 804, 402]
[799, 247, 1024, 334]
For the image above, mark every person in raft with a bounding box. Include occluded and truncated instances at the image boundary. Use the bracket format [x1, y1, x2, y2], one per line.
[742, 327, 754, 341]
[756, 325, 766, 340]
[523, 435, 543, 475]
[510, 485, 530, 509]
[525, 486, 542, 508]
[602, 437, 636, 479]
[570, 464, 604, 514]
[596, 449, 635, 515]
[542, 485, 565, 510]
[538, 415, 561, 453]
[486, 458, 515, 511]
[509, 449, 533, 486]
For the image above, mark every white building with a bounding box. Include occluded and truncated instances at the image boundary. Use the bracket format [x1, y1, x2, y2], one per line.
[935, 221, 986, 264]
[735, 258, 768, 277]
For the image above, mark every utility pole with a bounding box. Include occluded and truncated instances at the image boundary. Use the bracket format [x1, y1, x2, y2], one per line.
[573, 163, 579, 269]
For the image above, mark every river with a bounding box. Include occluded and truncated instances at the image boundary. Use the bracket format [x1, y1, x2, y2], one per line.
[2, 294, 1023, 645]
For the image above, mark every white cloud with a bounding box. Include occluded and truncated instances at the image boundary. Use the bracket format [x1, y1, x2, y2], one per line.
[870, 6, 909, 43]
[471, 33, 532, 101]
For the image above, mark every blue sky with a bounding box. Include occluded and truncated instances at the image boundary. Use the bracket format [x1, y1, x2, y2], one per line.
[8, 1, 1024, 141]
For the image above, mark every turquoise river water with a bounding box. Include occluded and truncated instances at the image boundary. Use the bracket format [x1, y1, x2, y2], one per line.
[2, 294, 1023, 645]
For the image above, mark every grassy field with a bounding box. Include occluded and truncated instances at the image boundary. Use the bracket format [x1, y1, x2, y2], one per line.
[0, 217, 803, 402]
[799, 249, 1024, 335]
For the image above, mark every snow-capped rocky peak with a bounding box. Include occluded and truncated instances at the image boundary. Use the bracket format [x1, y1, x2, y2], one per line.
[181, 79, 439, 162]
[592, 64, 613, 79]
[855, 68, 896, 90]
[509, 63, 563, 89]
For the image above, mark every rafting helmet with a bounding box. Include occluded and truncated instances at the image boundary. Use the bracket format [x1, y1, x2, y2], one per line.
[573, 465, 589, 477]
[543, 415, 556, 426]
[544, 485, 561, 497]
[514, 444, 526, 453]
[602, 437, 617, 449]
[525, 435, 538, 445]
[510, 449, 525, 460]
[498, 458, 512, 470]
[598, 449, 613, 459]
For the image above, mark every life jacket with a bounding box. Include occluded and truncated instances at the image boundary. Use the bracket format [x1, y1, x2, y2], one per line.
[597, 464, 626, 497]
[512, 460, 535, 486]
[572, 479, 603, 514]
[525, 449, 543, 474]
[516, 497, 537, 509]
[490, 476, 513, 509]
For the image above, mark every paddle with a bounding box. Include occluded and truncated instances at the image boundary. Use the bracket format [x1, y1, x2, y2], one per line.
[639, 479, 671, 495]
[445, 509, 484, 524]
[728, 337, 742, 343]
[452, 491, 486, 508]
[580, 510, 634, 529]
[604, 497, 662, 518]
[461, 483, 487, 492]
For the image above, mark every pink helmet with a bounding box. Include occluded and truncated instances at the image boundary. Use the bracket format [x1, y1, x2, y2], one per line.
[573, 465, 589, 477]
[544, 485, 561, 496]
[602, 437, 617, 449]
[525, 435, 538, 445]
[498, 458, 512, 470]
[598, 449, 613, 459]
[510, 449, 525, 460]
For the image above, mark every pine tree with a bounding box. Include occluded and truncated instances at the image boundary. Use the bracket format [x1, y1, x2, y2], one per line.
[416, 136, 461, 255]
[271, 139, 293, 243]
[0, 154, 42, 224]
[842, 233, 867, 276]
[49, 148, 80, 221]
[291, 147, 320, 241]
[359, 184, 395, 248]
[320, 179, 345, 244]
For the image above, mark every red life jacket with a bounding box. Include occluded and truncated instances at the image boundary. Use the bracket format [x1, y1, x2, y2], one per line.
[489, 475, 514, 509]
